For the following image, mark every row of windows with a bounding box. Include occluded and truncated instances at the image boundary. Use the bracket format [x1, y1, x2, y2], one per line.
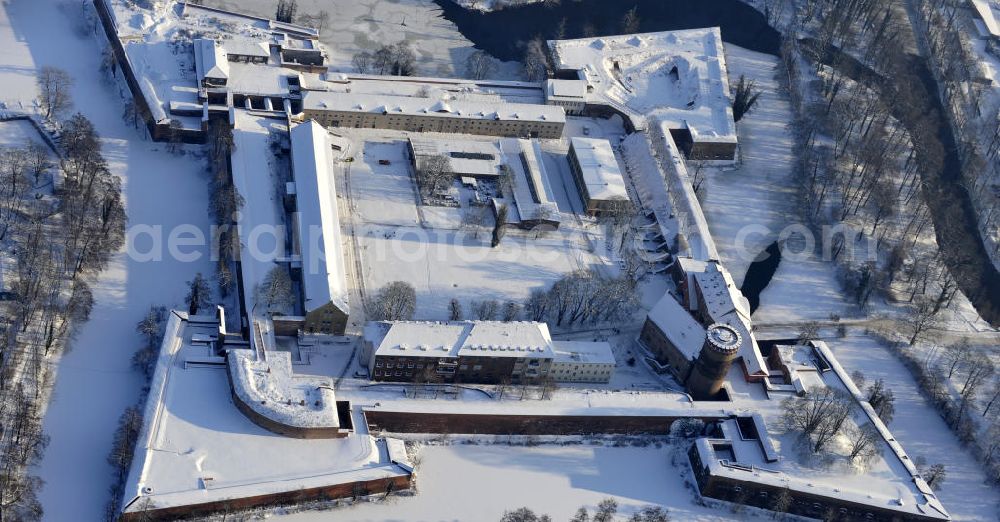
[376, 360, 486, 372]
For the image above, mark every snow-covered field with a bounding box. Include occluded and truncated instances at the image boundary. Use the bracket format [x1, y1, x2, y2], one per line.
[824, 334, 1000, 521]
[700, 45, 852, 324]
[0, 1, 215, 519]
[277, 443, 731, 522]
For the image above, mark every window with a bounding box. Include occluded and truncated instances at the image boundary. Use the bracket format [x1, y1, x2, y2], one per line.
[376, 362, 383, 368]
[459, 365, 468, 371]
[374, 370, 382, 376]
[394, 371, 402, 377]
[473, 365, 482, 371]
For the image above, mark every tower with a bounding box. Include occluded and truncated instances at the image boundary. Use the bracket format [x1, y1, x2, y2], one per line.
[686, 323, 741, 400]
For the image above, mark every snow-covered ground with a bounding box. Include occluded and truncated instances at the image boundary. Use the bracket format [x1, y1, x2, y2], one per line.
[340, 131, 621, 320]
[824, 334, 1000, 521]
[0, 1, 216, 519]
[277, 443, 731, 522]
[700, 45, 853, 324]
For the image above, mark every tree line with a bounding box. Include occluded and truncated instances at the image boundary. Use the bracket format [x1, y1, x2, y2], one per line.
[0, 69, 126, 519]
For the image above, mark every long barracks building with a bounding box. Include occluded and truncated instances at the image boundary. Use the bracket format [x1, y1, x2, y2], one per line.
[300, 91, 566, 139]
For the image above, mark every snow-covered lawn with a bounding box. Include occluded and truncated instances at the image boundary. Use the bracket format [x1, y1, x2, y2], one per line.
[701, 45, 852, 324]
[277, 443, 731, 522]
[356, 224, 601, 320]
[0, 1, 216, 519]
[823, 334, 1000, 522]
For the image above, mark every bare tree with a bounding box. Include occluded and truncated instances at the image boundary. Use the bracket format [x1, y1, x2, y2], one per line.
[539, 376, 556, 400]
[603, 195, 635, 252]
[298, 10, 330, 34]
[593, 498, 618, 522]
[501, 507, 550, 522]
[257, 266, 294, 313]
[955, 352, 994, 420]
[628, 506, 668, 522]
[771, 488, 792, 517]
[352, 51, 373, 74]
[620, 6, 640, 34]
[471, 299, 500, 320]
[368, 281, 417, 321]
[448, 298, 463, 321]
[523, 36, 549, 81]
[502, 301, 521, 322]
[185, 272, 213, 315]
[846, 422, 881, 462]
[921, 463, 946, 490]
[275, 0, 298, 23]
[416, 154, 453, 199]
[867, 378, 895, 424]
[492, 204, 508, 248]
[465, 50, 498, 80]
[782, 387, 851, 451]
[906, 297, 942, 345]
[36, 66, 73, 121]
[732, 74, 762, 122]
[941, 339, 974, 378]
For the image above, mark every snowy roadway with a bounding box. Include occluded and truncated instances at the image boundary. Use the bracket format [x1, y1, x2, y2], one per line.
[0, 1, 214, 519]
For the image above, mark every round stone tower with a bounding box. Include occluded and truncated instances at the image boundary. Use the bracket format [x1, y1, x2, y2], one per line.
[686, 323, 741, 400]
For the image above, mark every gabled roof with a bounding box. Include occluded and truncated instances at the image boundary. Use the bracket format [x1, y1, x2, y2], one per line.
[290, 121, 349, 315]
[194, 38, 229, 80]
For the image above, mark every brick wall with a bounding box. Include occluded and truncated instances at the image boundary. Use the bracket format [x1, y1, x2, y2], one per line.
[365, 410, 724, 436]
[119, 474, 411, 521]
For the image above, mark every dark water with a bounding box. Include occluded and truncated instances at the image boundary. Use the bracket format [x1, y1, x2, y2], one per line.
[741, 242, 782, 314]
[434, 0, 781, 61]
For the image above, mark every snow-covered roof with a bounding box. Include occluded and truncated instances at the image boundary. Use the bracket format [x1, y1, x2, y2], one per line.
[971, 0, 1000, 37]
[549, 28, 736, 144]
[227, 348, 340, 430]
[570, 137, 628, 202]
[290, 120, 350, 315]
[367, 321, 558, 361]
[693, 263, 750, 322]
[194, 38, 229, 81]
[546, 79, 587, 100]
[409, 136, 503, 178]
[224, 38, 271, 58]
[301, 91, 566, 124]
[646, 292, 707, 361]
[688, 261, 767, 377]
[552, 341, 616, 365]
[501, 138, 561, 223]
[121, 311, 408, 515]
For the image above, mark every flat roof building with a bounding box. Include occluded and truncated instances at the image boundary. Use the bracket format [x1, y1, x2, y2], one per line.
[544, 79, 588, 114]
[551, 340, 616, 383]
[301, 92, 566, 139]
[567, 137, 630, 215]
[364, 321, 567, 384]
[408, 137, 504, 178]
